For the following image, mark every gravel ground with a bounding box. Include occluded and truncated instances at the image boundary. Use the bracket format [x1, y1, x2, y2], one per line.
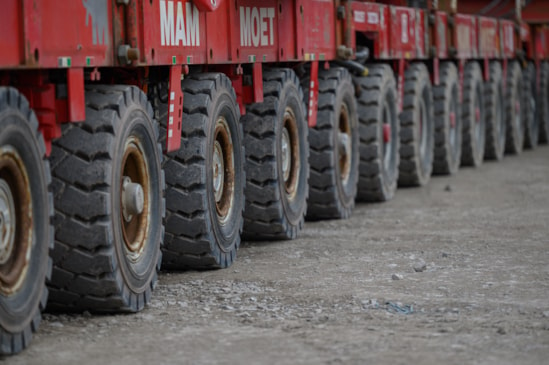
[4, 147, 549, 365]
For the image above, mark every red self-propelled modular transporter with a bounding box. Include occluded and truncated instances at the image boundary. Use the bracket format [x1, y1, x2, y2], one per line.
[0, 0, 548, 354]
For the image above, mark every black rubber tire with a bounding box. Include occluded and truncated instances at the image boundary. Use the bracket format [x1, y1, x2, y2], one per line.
[48, 85, 164, 312]
[354, 64, 399, 202]
[461, 62, 486, 167]
[484, 61, 506, 161]
[242, 69, 309, 240]
[523, 62, 539, 149]
[305, 67, 359, 220]
[433, 62, 462, 175]
[505, 61, 525, 155]
[538, 61, 549, 144]
[161, 73, 244, 269]
[0, 88, 52, 355]
[398, 63, 434, 187]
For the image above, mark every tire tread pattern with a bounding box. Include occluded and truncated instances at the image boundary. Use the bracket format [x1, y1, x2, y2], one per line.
[305, 68, 358, 220]
[160, 73, 244, 269]
[354, 64, 399, 201]
[242, 69, 309, 240]
[0, 87, 53, 355]
[48, 85, 164, 312]
[398, 63, 434, 187]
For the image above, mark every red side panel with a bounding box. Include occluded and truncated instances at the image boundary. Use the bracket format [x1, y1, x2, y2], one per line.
[22, 0, 111, 68]
[143, 0, 207, 65]
[454, 14, 478, 59]
[434, 11, 449, 59]
[300, 0, 337, 61]
[478, 17, 499, 58]
[499, 19, 516, 58]
[0, 1, 22, 67]
[389, 6, 426, 59]
[351, 2, 390, 59]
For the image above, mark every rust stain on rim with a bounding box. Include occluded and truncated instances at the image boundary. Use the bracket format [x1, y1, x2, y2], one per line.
[120, 137, 150, 261]
[0, 146, 32, 296]
[282, 107, 300, 200]
[213, 116, 235, 224]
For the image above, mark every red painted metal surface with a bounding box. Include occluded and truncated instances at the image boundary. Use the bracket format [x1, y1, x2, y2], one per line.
[434, 11, 449, 59]
[478, 17, 499, 59]
[2, 0, 549, 154]
[307, 61, 319, 128]
[522, 0, 549, 24]
[453, 14, 478, 59]
[166, 65, 183, 152]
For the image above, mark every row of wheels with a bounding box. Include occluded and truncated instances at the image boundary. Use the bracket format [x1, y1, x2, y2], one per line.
[1, 59, 548, 354]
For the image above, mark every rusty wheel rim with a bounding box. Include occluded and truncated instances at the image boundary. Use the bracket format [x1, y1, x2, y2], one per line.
[338, 103, 352, 185]
[213, 116, 235, 224]
[282, 107, 300, 200]
[0, 146, 32, 296]
[120, 137, 150, 262]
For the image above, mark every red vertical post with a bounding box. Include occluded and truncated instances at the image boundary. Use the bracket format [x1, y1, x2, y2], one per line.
[67, 68, 86, 122]
[166, 65, 183, 153]
[307, 60, 319, 127]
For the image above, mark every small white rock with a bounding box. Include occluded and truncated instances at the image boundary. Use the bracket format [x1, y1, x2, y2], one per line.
[392, 273, 404, 280]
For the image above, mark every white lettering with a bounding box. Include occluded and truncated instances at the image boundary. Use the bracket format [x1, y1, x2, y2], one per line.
[240, 7, 252, 46]
[160, 0, 174, 46]
[251, 8, 260, 47]
[186, 3, 200, 46]
[260, 8, 268, 46]
[367, 12, 378, 24]
[401, 14, 408, 44]
[239, 6, 276, 47]
[175, 2, 187, 46]
[267, 8, 274, 45]
[159, 0, 200, 46]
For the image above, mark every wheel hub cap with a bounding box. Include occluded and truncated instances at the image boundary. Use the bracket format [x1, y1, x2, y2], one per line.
[213, 140, 225, 203]
[0, 179, 15, 265]
[121, 139, 150, 258]
[281, 128, 291, 182]
[122, 177, 144, 223]
[213, 117, 235, 223]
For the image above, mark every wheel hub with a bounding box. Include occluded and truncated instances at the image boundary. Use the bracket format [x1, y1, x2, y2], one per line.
[338, 103, 352, 184]
[213, 140, 225, 203]
[0, 179, 15, 265]
[382, 102, 394, 172]
[281, 128, 291, 182]
[213, 117, 235, 223]
[419, 100, 428, 158]
[0, 146, 32, 295]
[120, 138, 150, 258]
[122, 176, 144, 223]
[282, 108, 300, 199]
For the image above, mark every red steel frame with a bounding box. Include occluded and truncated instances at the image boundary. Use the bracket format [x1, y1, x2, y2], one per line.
[1, 0, 549, 153]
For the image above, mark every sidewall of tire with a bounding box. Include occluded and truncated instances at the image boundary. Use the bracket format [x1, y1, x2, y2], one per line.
[207, 90, 244, 256]
[335, 76, 359, 210]
[0, 95, 50, 334]
[112, 103, 162, 294]
[276, 79, 308, 227]
[418, 70, 434, 183]
[379, 76, 399, 197]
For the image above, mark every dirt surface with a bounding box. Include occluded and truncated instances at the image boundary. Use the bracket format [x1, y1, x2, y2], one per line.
[6, 147, 549, 365]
